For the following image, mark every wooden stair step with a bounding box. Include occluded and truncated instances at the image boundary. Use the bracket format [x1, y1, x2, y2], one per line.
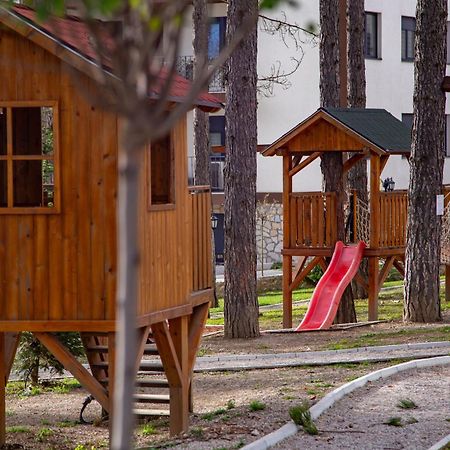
[134, 394, 170, 404]
[138, 361, 164, 372]
[100, 378, 170, 389]
[133, 408, 170, 417]
[135, 379, 169, 389]
[85, 344, 158, 355]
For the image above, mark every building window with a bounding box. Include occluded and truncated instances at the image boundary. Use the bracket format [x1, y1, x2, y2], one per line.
[208, 17, 226, 59]
[401, 16, 415, 61]
[148, 133, 174, 209]
[209, 116, 225, 192]
[0, 103, 58, 213]
[365, 12, 380, 59]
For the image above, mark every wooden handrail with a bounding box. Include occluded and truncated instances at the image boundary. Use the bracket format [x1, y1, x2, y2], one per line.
[188, 185, 211, 194]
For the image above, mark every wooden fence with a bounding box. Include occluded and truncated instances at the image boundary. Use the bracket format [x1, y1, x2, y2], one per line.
[289, 192, 337, 248]
[189, 186, 212, 292]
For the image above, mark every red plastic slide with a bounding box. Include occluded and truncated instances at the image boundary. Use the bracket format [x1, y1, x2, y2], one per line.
[295, 241, 366, 332]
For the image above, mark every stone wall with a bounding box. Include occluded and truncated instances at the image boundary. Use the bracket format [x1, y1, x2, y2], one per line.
[255, 201, 283, 267]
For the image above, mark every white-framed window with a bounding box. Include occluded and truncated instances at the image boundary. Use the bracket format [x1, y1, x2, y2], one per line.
[365, 12, 380, 59]
[401, 16, 415, 62]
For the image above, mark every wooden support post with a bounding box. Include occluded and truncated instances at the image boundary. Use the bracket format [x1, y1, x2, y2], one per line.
[283, 255, 293, 328]
[368, 257, 379, 321]
[168, 316, 189, 434]
[152, 319, 189, 436]
[283, 153, 293, 328]
[446, 265, 450, 302]
[35, 332, 110, 412]
[107, 332, 116, 432]
[0, 333, 5, 446]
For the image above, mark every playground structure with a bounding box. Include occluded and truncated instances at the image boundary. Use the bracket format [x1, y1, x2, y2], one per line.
[263, 107, 414, 328]
[0, 5, 220, 443]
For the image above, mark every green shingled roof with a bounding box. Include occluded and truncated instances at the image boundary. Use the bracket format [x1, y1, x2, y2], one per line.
[323, 107, 411, 154]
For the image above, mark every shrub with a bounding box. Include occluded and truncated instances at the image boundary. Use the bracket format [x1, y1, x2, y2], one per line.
[15, 332, 85, 386]
[289, 402, 318, 435]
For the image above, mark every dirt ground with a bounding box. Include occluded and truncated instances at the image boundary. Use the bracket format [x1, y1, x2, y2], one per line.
[3, 314, 450, 450]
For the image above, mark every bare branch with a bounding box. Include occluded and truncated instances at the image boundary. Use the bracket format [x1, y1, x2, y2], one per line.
[258, 56, 302, 97]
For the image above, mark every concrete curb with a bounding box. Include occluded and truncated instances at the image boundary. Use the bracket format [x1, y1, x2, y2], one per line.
[193, 341, 450, 372]
[427, 433, 450, 450]
[242, 355, 450, 450]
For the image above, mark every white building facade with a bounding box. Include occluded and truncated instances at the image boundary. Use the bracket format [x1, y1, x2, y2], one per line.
[179, 0, 450, 264]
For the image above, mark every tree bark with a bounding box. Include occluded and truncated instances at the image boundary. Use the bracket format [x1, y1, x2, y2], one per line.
[347, 0, 368, 300]
[404, 0, 446, 322]
[224, 0, 259, 338]
[319, 0, 356, 323]
[193, 0, 210, 187]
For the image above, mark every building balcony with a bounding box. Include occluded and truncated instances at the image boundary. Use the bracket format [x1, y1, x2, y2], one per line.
[176, 56, 226, 93]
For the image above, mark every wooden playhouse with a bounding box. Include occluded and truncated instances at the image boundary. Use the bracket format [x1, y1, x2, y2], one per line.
[0, 5, 218, 441]
[263, 107, 413, 328]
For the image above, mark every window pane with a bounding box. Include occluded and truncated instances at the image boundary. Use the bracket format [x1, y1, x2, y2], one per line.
[365, 13, 377, 58]
[13, 160, 55, 208]
[12, 107, 54, 156]
[0, 108, 6, 156]
[210, 132, 222, 147]
[208, 22, 221, 59]
[401, 17, 415, 61]
[151, 135, 172, 205]
[0, 161, 6, 207]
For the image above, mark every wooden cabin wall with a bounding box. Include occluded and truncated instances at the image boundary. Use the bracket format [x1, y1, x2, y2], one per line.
[0, 30, 117, 327]
[137, 117, 193, 319]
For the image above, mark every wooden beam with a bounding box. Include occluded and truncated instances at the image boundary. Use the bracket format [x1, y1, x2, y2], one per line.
[378, 256, 396, 287]
[34, 332, 110, 412]
[289, 152, 322, 177]
[393, 259, 405, 277]
[283, 255, 293, 328]
[370, 153, 381, 248]
[292, 256, 306, 282]
[283, 153, 293, 328]
[188, 304, 209, 375]
[292, 154, 302, 168]
[135, 326, 151, 375]
[107, 332, 116, 434]
[343, 153, 366, 174]
[289, 256, 322, 293]
[380, 155, 389, 173]
[4, 332, 19, 381]
[168, 316, 189, 435]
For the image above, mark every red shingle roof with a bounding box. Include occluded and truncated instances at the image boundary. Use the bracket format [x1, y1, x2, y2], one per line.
[5, 5, 222, 111]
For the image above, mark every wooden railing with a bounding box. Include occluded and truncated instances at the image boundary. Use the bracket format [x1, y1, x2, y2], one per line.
[289, 192, 337, 248]
[378, 191, 408, 247]
[189, 186, 212, 292]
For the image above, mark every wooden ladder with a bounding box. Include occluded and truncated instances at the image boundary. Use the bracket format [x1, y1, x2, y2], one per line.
[81, 332, 171, 418]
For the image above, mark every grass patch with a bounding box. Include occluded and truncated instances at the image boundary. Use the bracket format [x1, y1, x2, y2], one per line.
[289, 402, 318, 435]
[384, 417, 403, 427]
[6, 425, 30, 433]
[249, 400, 266, 411]
[397, 399, 417, 409]
[140, 423, 157, 436]
[201, 407, 227, 421]
[36, 427, 54, 442]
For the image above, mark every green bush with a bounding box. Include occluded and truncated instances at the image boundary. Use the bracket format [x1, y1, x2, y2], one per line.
[307, 266, 323, 285]
[14, 332, 85, 386]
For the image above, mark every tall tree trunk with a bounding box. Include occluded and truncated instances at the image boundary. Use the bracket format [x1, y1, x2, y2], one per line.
[224, 0, 259, 338]
[319, 0, 356, 323]
[193, 0, 218, 307]
[347, 0, 368, 299]
[404, 0, 446, 322]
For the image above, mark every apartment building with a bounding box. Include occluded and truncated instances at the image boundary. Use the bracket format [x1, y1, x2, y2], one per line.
[179, 0, 450, 264]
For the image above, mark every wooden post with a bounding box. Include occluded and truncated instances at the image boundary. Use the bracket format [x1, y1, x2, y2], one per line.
[0, 333, 5, 446]
[446, 265, 450, 302]
[368, 257, 379, 320]
[108, 332, 116, 435]
[283, 153, 293, 328]
[168, 316, 189, 434]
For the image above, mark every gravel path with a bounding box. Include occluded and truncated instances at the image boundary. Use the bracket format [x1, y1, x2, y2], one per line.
[274, 365, 450, 450]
